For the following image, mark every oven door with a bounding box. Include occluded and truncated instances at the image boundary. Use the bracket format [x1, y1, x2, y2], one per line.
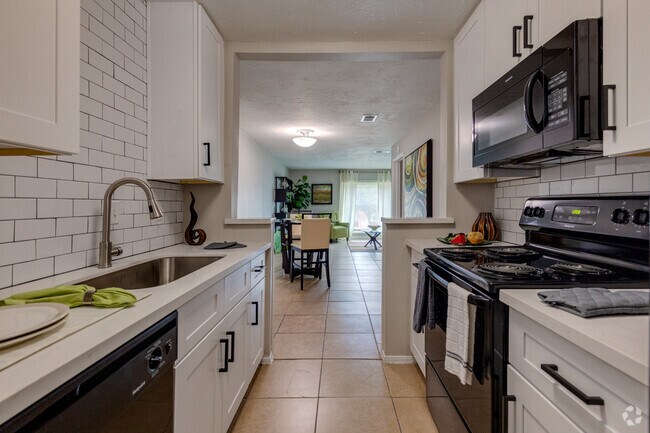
[472, 50, 545, 167]
[425, 268, 494, 433]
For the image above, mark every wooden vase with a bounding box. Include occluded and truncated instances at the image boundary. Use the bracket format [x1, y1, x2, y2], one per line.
[471, 212, 500, 241]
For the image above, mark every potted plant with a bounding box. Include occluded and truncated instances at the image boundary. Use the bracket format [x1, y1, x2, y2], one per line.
[287, 176, 311, 211]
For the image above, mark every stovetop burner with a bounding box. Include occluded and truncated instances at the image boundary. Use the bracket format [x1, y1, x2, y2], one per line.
[546, 262, 614, 280]
[472, 262, 543, 279]
[481, 247, 540, 262]
[439, 248, 479, 261]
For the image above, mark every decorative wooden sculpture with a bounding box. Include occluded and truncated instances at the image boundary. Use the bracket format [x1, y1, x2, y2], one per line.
[471, 212, 500, 241]
[184, 192, 206, 246]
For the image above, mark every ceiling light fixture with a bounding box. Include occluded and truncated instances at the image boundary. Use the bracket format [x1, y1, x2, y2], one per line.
[292, 129, 317, 147]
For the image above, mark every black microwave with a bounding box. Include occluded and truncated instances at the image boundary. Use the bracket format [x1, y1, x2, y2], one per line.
[472, 18, 603, 168]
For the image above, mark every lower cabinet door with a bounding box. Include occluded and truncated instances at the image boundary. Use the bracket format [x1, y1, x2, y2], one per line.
[221, 298, 249, 432]
[174, 321, 225, 433]
[507, 366, 585, 433]
[246, 280, 265, 381]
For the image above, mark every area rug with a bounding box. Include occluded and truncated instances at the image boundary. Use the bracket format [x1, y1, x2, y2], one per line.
[348, 239, 382, 252]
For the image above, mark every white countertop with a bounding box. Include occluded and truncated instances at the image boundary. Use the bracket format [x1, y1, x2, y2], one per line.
[382, 217, 455, 225]
[0, 242, 270, 424]
[406, 238, 513, 254]
[501, 289, 649, 386]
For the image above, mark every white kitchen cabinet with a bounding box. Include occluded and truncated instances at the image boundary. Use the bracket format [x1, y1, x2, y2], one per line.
[523, 0, 600, 57]
[484, 0, 525, 86]
[0, 0, 79, 155]
[246, 279, 265, 381]
[602, 0, 650, 156]
[453, 3, 489, 183]
[149, 1, 225, 183]
[220, 297, 248, 432]
[506, 366, 585, 433]
[174, 315, 225, 433]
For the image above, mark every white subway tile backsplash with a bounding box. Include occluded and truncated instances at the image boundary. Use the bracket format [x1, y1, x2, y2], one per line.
[13, 258, 54, 285]
[0, 0, 182, 290]
[540, 166, 561, 182]
[633, 172, 650, 192]
[15, 219, 56, 241]
[560, 161, 586, 180]
[571, 178, 598, 195]
[0, 199, 37, 220]
[616, 157, 650, 174]
[585, 157, 616, 177]
[549, 180, 571, 195]
[599, 174, 633, 193]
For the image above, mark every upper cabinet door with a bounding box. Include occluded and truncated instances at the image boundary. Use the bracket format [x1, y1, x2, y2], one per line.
[524, 0, 600, 56]
[454, 3, 488, 183]
[603, 0, 650, 156]
[0, 0, 80, 155]
[484, 0, 525, 86]
[198, 6, 225, 182]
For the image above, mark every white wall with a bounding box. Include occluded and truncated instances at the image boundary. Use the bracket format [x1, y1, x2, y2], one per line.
[237, 131, 288, 218]
[288, 169, 340, 215]
[0, 0, 184, 293]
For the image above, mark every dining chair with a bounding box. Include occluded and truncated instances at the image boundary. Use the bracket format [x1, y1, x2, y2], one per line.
[290, 218, 331, 290]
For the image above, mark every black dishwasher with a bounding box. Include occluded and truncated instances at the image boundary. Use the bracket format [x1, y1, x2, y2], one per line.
[0, 311, 177, 433]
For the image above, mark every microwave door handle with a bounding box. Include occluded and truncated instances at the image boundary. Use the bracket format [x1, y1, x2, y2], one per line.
[578, 95, 590, 139]
[524, 70, 545, 133]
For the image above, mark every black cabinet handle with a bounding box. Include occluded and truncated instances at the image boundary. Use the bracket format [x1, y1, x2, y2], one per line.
[523, 15, 534, 49]
[226, 331, 235, 362]
[502, 395, 516, 433]
[252, 301, 259, 326]
[541, 364, 604, 405]
[512, 26, 522, 57]
[218, 338, 229, 373]
[203, 142, 211, 166]
[602, 85, 617, 131]
[253, 265, 265, 273]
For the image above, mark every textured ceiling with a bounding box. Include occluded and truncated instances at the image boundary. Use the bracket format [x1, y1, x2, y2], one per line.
[239, 59, 440, 169]
[196, 0, 480, 42]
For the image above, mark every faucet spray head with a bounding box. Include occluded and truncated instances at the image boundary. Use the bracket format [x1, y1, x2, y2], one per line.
[148, 198, 163, 219]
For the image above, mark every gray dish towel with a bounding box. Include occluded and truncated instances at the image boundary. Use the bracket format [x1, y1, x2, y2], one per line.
[413, 260, 435, 332]
[538, 287, 650, 318]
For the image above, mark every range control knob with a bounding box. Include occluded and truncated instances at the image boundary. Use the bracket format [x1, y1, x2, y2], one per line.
[524, 206, 533, 217]
[632, 209, 649, 226]
[611, 208, 630, 225]
[533, 207, 542, 217]
[148, 346, 163, 372]
[537, 208, 546, 218]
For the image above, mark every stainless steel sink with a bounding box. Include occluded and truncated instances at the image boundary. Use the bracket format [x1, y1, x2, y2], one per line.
[82, 256, 223, 290]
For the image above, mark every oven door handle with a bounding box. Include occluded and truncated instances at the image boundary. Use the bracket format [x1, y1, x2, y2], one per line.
[425, 268, 492, 308]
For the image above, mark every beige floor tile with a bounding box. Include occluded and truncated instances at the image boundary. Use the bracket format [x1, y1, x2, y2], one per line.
[329, 269, 358, 275]
[274, 333, 324, 359]
[328, 282, 361, 291]
[273, 301, 291, 315]
[315, 398, 400, 433]
[325, 314, 373, 333]
[330, 275, 360, 283]
[366, 301, 381, 315]
[323, 334, 379, 359]
[358, 275, 382, 283]
[231, 398, 317, 433]
[369, 314, 381, 332]
[285, 301, 328, 315]
[383, 364, 426, 397]
[362, 291, 381, 302]
[247, 360, 322, 398]
[273, 291, 295, 303]
[272, 314, 284, 334]
[319, 360, 390, 397]
[328, 301, 367, 315]
[393, 398, 439, 433]
[329, 291, 364, 302]
[277, 315, 326, 333]
[361, 282, 382, 291]
[291, 287, 330, 302]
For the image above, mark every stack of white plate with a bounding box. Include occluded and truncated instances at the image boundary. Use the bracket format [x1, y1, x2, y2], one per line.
[0, 303, 69, 350]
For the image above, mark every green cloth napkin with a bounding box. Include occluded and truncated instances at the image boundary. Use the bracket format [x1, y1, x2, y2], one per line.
[0, 285, 137, 308]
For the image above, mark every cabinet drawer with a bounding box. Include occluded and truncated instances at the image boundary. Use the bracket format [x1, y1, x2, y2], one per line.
[250, 252, 265, 288]
[177, 278, 225, 360]
[225, 264, 250, 313]
[507, 365, 585, 433]
[509, 309, 648, 433]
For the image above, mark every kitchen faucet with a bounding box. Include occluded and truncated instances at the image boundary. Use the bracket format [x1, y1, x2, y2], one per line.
[98, 177, 163, 268]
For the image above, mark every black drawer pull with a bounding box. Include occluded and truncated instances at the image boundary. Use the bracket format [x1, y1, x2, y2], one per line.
[253, 265, 265, 273]
[512, 26, 522, 57]
[541, 364, 604, 405]
[252, 301, 259, 326]
[523, 15, 534, 49]
[218, 338, 229, 373]
[226, 331, 235, 362]
[203, 142, 211, 166]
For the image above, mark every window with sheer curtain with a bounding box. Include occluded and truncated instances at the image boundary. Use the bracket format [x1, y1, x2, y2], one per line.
[339, 170, 391, 231]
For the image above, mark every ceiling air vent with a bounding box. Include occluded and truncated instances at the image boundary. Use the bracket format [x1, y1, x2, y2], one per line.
[360, 114, 378, 123]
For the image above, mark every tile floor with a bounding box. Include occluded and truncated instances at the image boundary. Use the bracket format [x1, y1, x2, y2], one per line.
[230, 242, 439, 433]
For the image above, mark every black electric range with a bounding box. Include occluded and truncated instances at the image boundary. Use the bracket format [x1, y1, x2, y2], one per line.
[421, 196, 649, 433]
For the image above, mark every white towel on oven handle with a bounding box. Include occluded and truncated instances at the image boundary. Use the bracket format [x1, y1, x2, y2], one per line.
[444, 282, 476, 386]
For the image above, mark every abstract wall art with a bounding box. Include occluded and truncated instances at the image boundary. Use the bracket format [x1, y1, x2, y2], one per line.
[311, 183, 333, 205]
[403, 139, 433, 218]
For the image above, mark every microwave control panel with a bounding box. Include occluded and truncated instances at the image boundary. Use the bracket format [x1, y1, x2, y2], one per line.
[547, 70, 569, 128]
